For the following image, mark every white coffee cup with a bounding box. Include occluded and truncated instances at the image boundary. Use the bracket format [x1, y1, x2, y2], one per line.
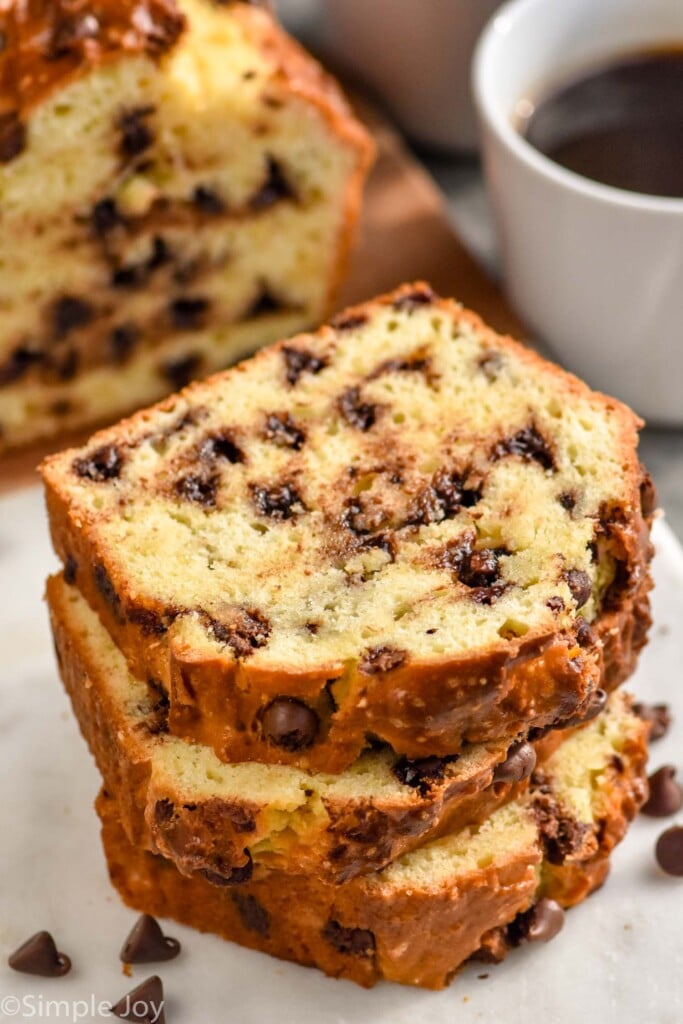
[473, 0, 683, 425]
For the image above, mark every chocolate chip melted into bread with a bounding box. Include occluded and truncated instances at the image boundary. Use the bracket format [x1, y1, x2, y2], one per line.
[49, 286, 648, 675]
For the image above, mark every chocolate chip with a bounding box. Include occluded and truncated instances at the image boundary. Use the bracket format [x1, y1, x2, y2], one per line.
[52, 295, 94, 338]
[128, 607, 169, 637]
[199, 430, 245, 463]
[493, 425, 556, 471]
[264, 412, 305, 450]
[120, 915, 180, 964]
[359, 645, 407, 674]
[63, 555, 78, 585]
[92, 197, 123, 235]
[576, 618, 596, 648]
[111, 265, 143, 290]
[261, 697, 319, 751]
[561, 688, 607, 730]
[162, 353, 202, 390]
[368, 351, 431, 380]
[330, 312, 368, 331]
[655, 826, 683, 876]
[533, 794, 593, 865]
[170, 297, 210, 330]
[154, 799, 174, 825]
[251, 482, 305, 520]
[73, 443, 123, 482]
[113, 237, 171, 289]
[407, 469, 481, 526]
[322, 920, 375, 957]
[250, 156, 295, 210]
[641, 766, 683, 818]
[282, 345, 328, 385]
[509, 899, 565, 945]
[564, 569, 592, 609]
[245, 286, 284, 318]
[193, 185, 225, 214]
[559, 491, 578, 512]
[132, 2, 186, 56]
[200, 852, 253, 887]
[362, 532, 397, 561]
[118, 106, 155, 160]
[93, 563, 125, 622]
[0, 346, 44, 385]
[54, 348, 79, 381]
[8, 931, 71, 977]
[392, 284, 436, 312]
[231, 892, 270, 937]
[338, 386, 377, 431]
[47, 12, 99, 58]
[493, 742, 537, 785]
[174, 473, 218, 507]
[50, 399, 72, 417]
[0, 111, 26, 163]
[633, 702, 671, 741]
[110, 975, 165, 1024]
[111, 324, 140, 363]
[436, 531, 506, 597]
[208, 608, 271, 658]
[640, 470, 658, 517]
[392, 754, 456, 796]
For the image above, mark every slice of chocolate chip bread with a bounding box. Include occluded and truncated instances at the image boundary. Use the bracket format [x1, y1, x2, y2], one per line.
[98, 697, 648, 989]
[0, 0, 372, 452]
[49, 571, 582, 884]
[42, 283, 654, 772]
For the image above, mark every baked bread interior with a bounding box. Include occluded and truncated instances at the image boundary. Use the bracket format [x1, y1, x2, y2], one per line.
[42, 283, 654, 771]
[0, 0, 372, 451]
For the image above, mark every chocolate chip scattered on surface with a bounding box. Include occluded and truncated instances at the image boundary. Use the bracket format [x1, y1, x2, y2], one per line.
[120, 914, 180, 964]
[8, 930, 71, 977]
[110, 974, 165, 1024]
[641, 766, 683, 818]
[655, 826, 683, 877]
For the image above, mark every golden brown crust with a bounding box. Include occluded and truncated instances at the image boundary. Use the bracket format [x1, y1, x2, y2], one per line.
[97, 707, 648, 990]
[48, 571, 560, 883]
[99, 786, 539, 989]
[0, 0, 186, 125]
[475, 718, 649, 963]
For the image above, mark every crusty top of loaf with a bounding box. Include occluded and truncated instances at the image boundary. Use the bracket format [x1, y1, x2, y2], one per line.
[42, 283, 647, 677]
[0, 0, 363, 164]
[0, 0, 185, 120]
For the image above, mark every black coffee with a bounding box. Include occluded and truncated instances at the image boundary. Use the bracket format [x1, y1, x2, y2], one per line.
[521, 48, 683, 198]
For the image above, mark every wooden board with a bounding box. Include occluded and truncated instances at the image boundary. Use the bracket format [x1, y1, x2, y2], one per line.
[0, 101, 524, 495]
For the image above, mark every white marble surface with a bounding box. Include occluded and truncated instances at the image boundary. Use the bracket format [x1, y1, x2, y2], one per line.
[0, 484, 681, 1023]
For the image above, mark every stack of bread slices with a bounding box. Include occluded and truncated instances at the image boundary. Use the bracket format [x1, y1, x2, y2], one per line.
[42, 283, 655, 989]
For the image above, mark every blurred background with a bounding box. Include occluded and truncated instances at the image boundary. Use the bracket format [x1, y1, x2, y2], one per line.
[277, 0, 683, 534]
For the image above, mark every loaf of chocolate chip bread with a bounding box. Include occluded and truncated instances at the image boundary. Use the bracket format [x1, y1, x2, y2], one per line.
[0, 0, 372, 452]
[98, 697, 648, 989]
[49, 571, 581, 884]
[42, 283, 654, 772]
